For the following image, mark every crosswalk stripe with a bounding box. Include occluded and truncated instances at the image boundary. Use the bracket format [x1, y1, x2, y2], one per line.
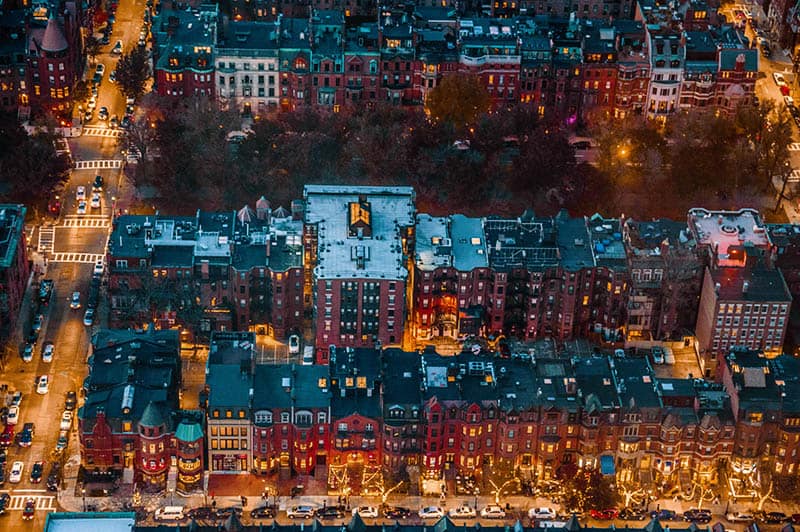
[61, 218, 110, 228]
[82, 126, 124, 138]
[787, 169, 800, 182]
[788, 142, 800, 151]
[38, 227, 55, 253]
[50, 252, 104, 264]
[8, 494, 56, 511]
[74, 159, 123, 170]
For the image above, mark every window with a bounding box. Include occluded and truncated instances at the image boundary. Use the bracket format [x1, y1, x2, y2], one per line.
[280, 412, 290, 423]
[255, 411, 272, 424]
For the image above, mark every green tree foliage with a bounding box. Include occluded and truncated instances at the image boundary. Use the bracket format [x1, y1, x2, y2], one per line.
[425, 73, 491, 130]
[0, 112, 70, 205]
[84, 36, 102, 65]
[115, 47, 150, 100]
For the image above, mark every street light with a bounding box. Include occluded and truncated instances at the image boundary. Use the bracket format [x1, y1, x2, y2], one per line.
[82, 487, 86, 512]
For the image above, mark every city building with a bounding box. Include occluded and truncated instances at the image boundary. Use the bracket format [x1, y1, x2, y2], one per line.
[0, 205, 29, 349]
[688, 209, 791, 371]
[303, 185, 416, 356]
[78, 329, 204, 492]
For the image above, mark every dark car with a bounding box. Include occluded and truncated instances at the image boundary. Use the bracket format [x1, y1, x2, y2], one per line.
[186, 507, 216, 520]
[31, 314, 44, 333]
[651, 509, 677, 521]
[65, 391, 77, 411]
[18, 423, 34, 447]
[250, 506, 276, 519]
[384, 507, 412, 519]
[46, 462, 61, 491]
[683, 509, 712, 523]
[93, 175, 104, 191]
[0, 449, 6, 465]
[764, 512, 789, 524]
[0, 493, 9, 514]
[27, 329, 39, 344]
[0, 426, 14, 447]
[0, 464, 6, 486]
[29, 461, 43, 483]
[215, 507, 243, 519]
[619, 508, 647, 521]
[316, 506, 346, 520]
[22, 498, 34, 520]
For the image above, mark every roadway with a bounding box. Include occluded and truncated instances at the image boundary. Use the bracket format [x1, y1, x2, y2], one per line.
[0, 0, 146, 526]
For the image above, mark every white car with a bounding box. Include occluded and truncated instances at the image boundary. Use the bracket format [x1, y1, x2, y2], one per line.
[287, 506, 315, 519]
[449, 505, 477, 519]
[60, 411, 73, 431]
[288, 334, 300, 354]
[70, 291, 81, 309]
[77, 200, 87, 215]
[419, 507, 445, 519]
[9, 461, 23, 483]
[480, 505, 506, 519]
[727, 512, 755, 523]
[76, 185, 86, 201]
[95, 63, 105, 76]
[93, 259, 104, 276]
[87, 97, 97, 111]
[774, 72, 788, 86]
[36, 375, 49, 395]
[663, 346, 675, 365]
[42, 342, 54, 362]
[83, 308, 95, 327]
[7, 405, 19, 425]
[352, 506, 379, 519]
[90, 192, 101, 209]
[111, 40, 123, 54]
[529, 507, 558, 520]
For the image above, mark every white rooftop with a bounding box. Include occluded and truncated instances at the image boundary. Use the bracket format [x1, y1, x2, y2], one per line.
[415, 214, 451, 271]
[450, 214, 488, 270]
[304, 185, 415, 280]
[688, 208, 770, 265]
[194, 231, 231, 258]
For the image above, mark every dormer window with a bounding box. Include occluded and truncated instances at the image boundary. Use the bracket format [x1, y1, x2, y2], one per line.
[197, 56, 207, 68]
[169, 55, 179, 67]
[295, 59, 307, 70]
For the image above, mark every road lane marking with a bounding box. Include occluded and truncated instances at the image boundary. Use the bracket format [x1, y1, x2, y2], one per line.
[788, 142, 800, 151]
[49, 252, 105, 264]
[82, 127, 124, 138]
[38, 227, 55, 253]
[8, 494, 56, 511]
[74, 159, 123, 170]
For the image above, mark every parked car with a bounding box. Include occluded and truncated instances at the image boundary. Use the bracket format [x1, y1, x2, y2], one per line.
[763, 512, 789, 524]
[93, 259, 104, 276]
[651, 346, 665, 364]
[186, 507, 215, 520]
[83, 308, 95, 327]
[619, 508, 647, 521]
[0, 426, 14, 447]
[9, 461, 23, 483]
[250, 506, 275, 519]
[31, 314, 44, 333]
[95, 63, 105, 76]
[663, 346, 675, 365]
[60, 411, 73, 431]
[55, 430, 68, 452]
[93, 175, 104, 191]
[7, 406, 18, 425]
[18, 423, 34, 447]
[774, 72, 788, 86]
[286, 506, 316, 519]
[22, 343, 33, 362]
[529, 508, 558, 520]
[316, 506, 346, 520]
[98, 107, 109, 121]
[65, 391, 77, 411]
[590, 508, 619, 520]
[288, 334, 300, 354]
[683, 509, 712, 523]
[0, 493, 8, 513]
[353, 506, 379, 519]
[480, 505, 507, 519]
[154, 506, 185, 521]
[46, 461, 61, 491]
[90, 192, 101, 209]
[383, 507, 412, 519]
[42, 342, 54, 363]
[215, 507, 243, 519]
[727, 512, 755, 523]
[449, 505, 477, 519]
[419, 507, 445, 519]
[111, 40, 123, 54]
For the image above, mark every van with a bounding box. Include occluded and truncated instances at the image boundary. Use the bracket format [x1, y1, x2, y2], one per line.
[155, 506, 185, 521]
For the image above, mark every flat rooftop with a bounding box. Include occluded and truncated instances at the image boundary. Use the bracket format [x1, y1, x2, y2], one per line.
[45, 512, 136, 532]
[415, 214, 451, 271]
[304, 185, 416, 280]
[688, 208, 770, 265]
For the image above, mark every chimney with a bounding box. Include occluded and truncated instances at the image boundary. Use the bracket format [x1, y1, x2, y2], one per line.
[742, 281, 749, 294]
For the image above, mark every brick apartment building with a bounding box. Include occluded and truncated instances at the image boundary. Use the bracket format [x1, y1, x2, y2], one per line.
[78, 329, 204, 493]
[688, 209, 791, 373]
[203, 341, 740, 493]
[303, 185, 416, 358]
[0, 205, 29, 349]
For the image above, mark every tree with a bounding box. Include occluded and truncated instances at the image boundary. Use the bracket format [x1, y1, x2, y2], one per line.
[556, 465, 618, 513]
[115, 47, 150, 100]
[73, 80, 90, 104]
[84, 36, 102, 66]
[425, 73, 491, 130]
[0, 112, 70, 205]
[122, 114, 158, 182]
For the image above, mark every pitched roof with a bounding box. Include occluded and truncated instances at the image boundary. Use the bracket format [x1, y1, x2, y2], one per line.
[175, 420, 203, 442]
[41, 12, 68, 52]
[139, 401, 167, 428]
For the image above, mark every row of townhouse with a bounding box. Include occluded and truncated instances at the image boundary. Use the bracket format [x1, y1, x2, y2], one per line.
[106, 186, 794, 371]
[201, 330, 800, 497]
[151, 0, 756, 122]
[0, 0, 84, 121]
